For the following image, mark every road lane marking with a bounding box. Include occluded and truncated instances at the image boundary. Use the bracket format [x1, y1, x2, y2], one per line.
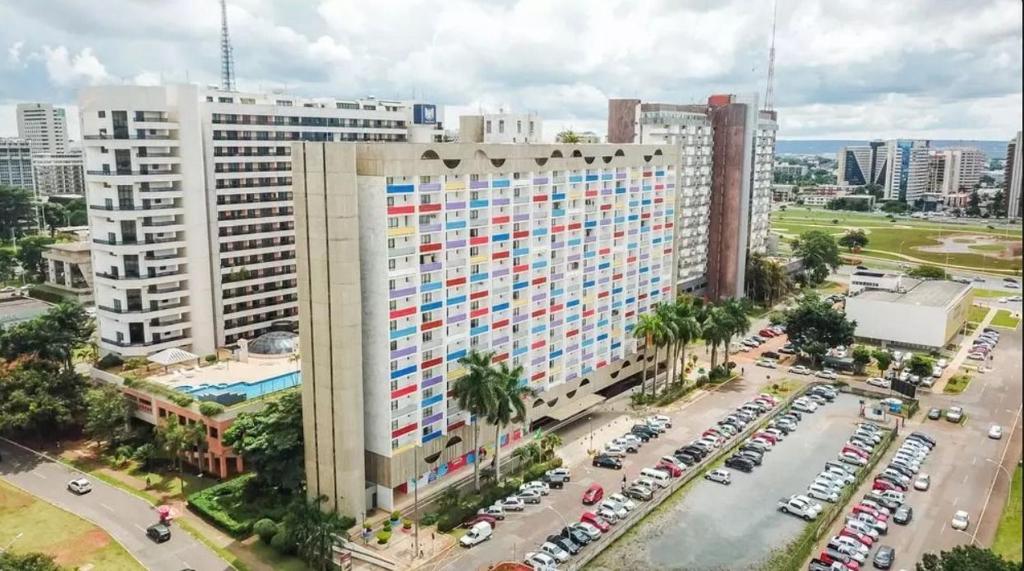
[953, 496, 959, 506]
[962, 474, 969, 484]
[30, 472, 47, 480]
[100, 503, 115, 512]
[972, 456, 977, 465]
[133, 524, 146, 533]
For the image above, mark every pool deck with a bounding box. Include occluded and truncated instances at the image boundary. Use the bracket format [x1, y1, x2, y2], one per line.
[146, 357, 298, 390]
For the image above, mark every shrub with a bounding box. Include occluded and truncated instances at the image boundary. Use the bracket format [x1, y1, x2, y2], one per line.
[402, 518, 412, 530]
[168, 393, 194, 408]
[420, 512, 439, 526]
[123, 357, 149, 371]
[253, 518, 278, 544]
[96, 353, 124, 369]
[199, 401, 225, 417]
[382, 521, 392, 532]
[205, 354, 218, 364]
[270, 528, 296, 555]
[390, 510, 402, 521]
[376, 530, 391, 545]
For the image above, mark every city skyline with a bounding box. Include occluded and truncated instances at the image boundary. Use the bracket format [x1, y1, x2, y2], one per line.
[0, 0, 1021, 142]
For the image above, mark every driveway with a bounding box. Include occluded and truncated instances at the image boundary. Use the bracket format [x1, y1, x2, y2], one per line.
[0, 438, 233, 571]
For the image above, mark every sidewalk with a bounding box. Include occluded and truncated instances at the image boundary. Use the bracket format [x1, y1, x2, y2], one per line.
[932, 306, 995, 393]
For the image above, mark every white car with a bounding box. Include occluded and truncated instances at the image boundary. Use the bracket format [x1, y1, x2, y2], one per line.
[539, 541, 570, 563]
[845, 519, 881, 540]
[788, 365, 811, 375]
[573, 522, 602, 540]
[478, 504, 506, 519]
[67, 478, 92, 495]
[705, 469, 732, 485]
[936, 358, 948, 368]
[608, 493, 637, 512]
[951, 510, 970, 530]
[914, 474, 931, 491]
[521, 481, 550, 496]
[500, 496, 526, 511]
[815, 369, 838, 380]
[792, 400, 817, 414]
[832, 535, 871, 557]
[518, 488, 543, 504]
[989, 425, 1003, 439]
[524, 551, 558, 570]
[545, 467, 571, 481]
[602, 444, 627, 458]
[848, 512, 888, 534]
[840, 451, 867, 466]
[807, 484, 840, 503]
[599, 500, 629, 520]
[620, 433, 643, 448]
[610, 437, 639, 453]
[596, 505, 620, 523]
[778, 495, 822, 520]
[756, 359, 777, 369]
[866, 377, 889, 388]
[824, 466, 856, 485]
[649, 415, 673, 428]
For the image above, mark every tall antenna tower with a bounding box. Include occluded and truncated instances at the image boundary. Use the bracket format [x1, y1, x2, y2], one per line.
[220, 0, 236, 91]
[764, 0, 777, 111]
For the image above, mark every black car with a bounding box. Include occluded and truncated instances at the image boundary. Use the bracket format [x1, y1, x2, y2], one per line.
[738, 449, 763, 465]
[893, 505, 913, 525]
[690, 441, 713, 453]
[873, 545, 895, 569]
[927, 408, 942, 420]
[630, 430, 651, 443]
[864, 492, 901, 511]
[146, 523, 171, 543]
[560, 526, 591, 546]
[783, 409, 803, 421]
[808, 559, 834, 571]
[680, 445, 708, 459]
[631, 425, 658, 439]
[724, 455, 754, 473]
[592, 454, 623, 469]
[908, 432, 936, 448]
[741, 441, 769, 455]
[887, 464, 914, 480]
[673, 451, 699, 466]
[546, 534, 581, 555]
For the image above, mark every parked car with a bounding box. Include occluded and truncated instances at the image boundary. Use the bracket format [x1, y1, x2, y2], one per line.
[989, 425, 1003, 439]
[725, 455, 755, 473]
[873, 545, 895, 569]
[582, 484, 603, 505]
[571, 522, 602, 541]
[593, 454, 623, 470]
[951, 510, 971, 531]
[756, 359, 777, 369]
[608, 493, 637, 512]
[580, 511, 610, 532]
[599, 500, 629, 520]
[519, 488, 543, 504]
[866, 377, 890, 388]
[815, 369, 839, 380]
[840, 451, 868, 466]
[545, 534, 580, 556]
[602, 444, 627, 458]
[463, 514, 498, 529]
[778, 495, 822, 520]
[893, 505, 913, 525]
[705, 469, 732, 485]
[478, 504, 506, 520]
[524, 551, 558, 570]
[913, 474, 931, 491]
[789, 365, 811, 375]
[623, 484, 654, 501]
[460, 521, 493, 547]
[539, 541, 570, 563]
[945, 407, 964, 423]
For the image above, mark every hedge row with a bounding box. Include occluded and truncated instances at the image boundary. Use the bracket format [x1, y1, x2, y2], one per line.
[187, 476, 255, 537]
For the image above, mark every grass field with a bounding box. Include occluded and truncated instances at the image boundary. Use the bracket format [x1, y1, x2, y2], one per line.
[968, 305, 991, 324]
[943, 373, 972, 394]
[992, 310, 1021, 329]
[992, 466, 1022, 562]
[772, 209, 1023, 273]
[971, 288, 1011, 298]
[0, 479, 143, 570]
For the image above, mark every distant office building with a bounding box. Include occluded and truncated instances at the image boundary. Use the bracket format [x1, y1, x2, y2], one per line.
[928, 148, 986, 195]
[774, 162, 806, 178]
[772, 184, 794, 202]
[574, 131, 602, 144]
[294, 142, 677, 515]
[884, 140, 930, 202]
[17, 103, 69, 154]
[1007, 132, 1022, 219]
[460, 110, 542, 144]
[32, 149, 86, 195]
[836, 141, 888, 187]
[801, 186, 874, 208]
[80, 84, 444, 357]
[0, 138, 35, 191]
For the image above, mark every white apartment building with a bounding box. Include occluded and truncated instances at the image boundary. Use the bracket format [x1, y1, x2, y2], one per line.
[748, 110, 778, 253]
[0, 138, 34, 191]
[17, 103, 69, 154]
[628, 103, 713, 292]
[80, 84, 443, 357]
[928, 148, 986, 195]
[883, 140, 930, 202]
[460, 110, 542, 144]
[32, 150, 86, 195]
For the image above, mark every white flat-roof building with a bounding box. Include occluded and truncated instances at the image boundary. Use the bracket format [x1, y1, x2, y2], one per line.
[80, 84, 444, 357]
[0, 138, 34, 191]
[32, 149, 86, 195]
[848, 270, 903, 294]
[459, 110, 542, 144]
[845, 279, 973, 349]
[17, 102, 69, 154]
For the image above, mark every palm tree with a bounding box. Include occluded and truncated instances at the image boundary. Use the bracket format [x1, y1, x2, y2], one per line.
[487, 362, 530, 482]
[454, 351, 498, 491]
[539, 433, 563, 461]
[701, 307, 733, 370]
[670, 297, 702, 385]
[512, 442, 542, 472]
[632, 314, 659, 396]
[655, 304, 679, 390]
[721, 298, 751, 363]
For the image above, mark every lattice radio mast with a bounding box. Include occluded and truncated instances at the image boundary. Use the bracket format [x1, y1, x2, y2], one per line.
[220, 0, 236, 91]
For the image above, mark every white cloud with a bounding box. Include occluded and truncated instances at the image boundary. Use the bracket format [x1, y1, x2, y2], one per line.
[41, 45, 111, 86]
[133, 71, 162, 86]
[7, 41, 24, 65]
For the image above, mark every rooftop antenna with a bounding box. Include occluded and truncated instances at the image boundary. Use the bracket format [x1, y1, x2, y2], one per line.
[764, 0, 777, 111]
[220, 0, 236, 91]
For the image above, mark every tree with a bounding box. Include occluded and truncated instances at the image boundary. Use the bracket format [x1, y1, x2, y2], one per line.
[282, 495, 354, 571]
[41, 202, 67, 237]
[84, 384, 134, 449]
[882, 200, 911, 214]
[0, 301, 94, 372]
[862, 183, 884, 200]
[720, 298, 751, 363]
[872, 350, 893, 374]
[794, 230, 841, 285]
[654, 303, 679, 392]
[907, 354, 935, 378]
[222, 391, 304, 491]
[0, 361, 86, 436]
[783, 295, 856, 366]
[908, 265, 948, 280]
[633, 314, 660, 396]
[13, 235, 55, 282]
[0, 184, 37, 239]
[838, 230, 869, 251]
[745, 254, 793, 306]
[513, 441, 542, 468]
[669, 297, 702, 385]
[487, 362, 530, 482]
[0, 249, 16, 282]
[539, 433, 562, 461]
[916, 545, 1017, 571]
[156, 417, 195, 474]
[63, 197, 88, 226]
[701, 307, 734, 370]
[453, 351, 498, 491]
[990, 189, 1008, 218]
[0, 552, 63, 571]
[966, 190, 982, 217]
[851, 346, 872, 374]
[555, 130, 581, 143]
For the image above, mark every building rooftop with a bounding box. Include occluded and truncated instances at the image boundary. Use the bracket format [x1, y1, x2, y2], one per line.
[147, 356, 298, 391]
[852, 279, 969, 307]
[46, 240, 91, 253]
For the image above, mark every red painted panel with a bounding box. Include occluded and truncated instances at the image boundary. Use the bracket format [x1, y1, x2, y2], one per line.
[492, 250, 509, 260]
[421, 320, 442, 331]
[419, 203, 442, 213]
[419, 242, 442, 253]
[531, 340, 546, 349]
[470, 308, 489, 318]
[513, 230, 529, 238]
[422, 357, 443, 369]
[470, 290, 489, 300]
[513, 264, 529, 273]
[447, 276, 467, 287]
[388, 205, 416, 215]
[391, 384, 417, 399]
[470, 236, 489, 245]
[492, 319, 509, 329]
[389, 306, 416, 319]
[391, 422, 418, 438]
[491, 215, 510, 224]
[532, 195, 548, 202]
[532, 276, 547, 285]
[531, 308, 547, 318]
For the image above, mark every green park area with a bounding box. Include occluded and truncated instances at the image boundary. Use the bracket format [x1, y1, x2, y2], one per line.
[967, 305, 991, 325]
[771, 209, 1022, 274]
[0, 480, 144, 570]
[992, 309, 1021, 329]
[992, 466, 1023, 562]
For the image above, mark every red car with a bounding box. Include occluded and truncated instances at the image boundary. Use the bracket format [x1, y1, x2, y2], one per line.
[656, 461, 684, 477]
[872, 479, 900, 493]
[463, 514, 498, 529]
[839, 527, 874, 548]
[757, 393, 779, 405]
[703, 428, 723, 438]
[818, 550, 860, 570]
[842, 445, 869, 459]
[580, 511, 610, 532]
[754, 432, 779, 445]
[582, 483, 604, 505]
[852, 503, 888, 522]
[758, 328, 777, 338]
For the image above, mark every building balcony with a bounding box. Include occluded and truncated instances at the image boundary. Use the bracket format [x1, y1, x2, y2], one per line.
[98, 334, 190, 357]
[97, 301, 187, 318]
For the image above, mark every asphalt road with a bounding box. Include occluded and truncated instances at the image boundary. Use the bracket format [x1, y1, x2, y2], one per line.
[642, 393, 866, 571]
[811, 326, 1023, 568]
[0, 438, 233, 571]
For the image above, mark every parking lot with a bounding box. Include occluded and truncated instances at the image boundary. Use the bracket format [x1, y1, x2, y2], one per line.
[589, 392, 868, 570]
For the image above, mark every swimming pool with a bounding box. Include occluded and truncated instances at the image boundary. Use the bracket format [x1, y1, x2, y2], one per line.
[175, 370, 300, 402]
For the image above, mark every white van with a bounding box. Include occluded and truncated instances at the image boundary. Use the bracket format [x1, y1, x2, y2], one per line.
[640, 468, 671, 487]
[459, 521, 493, 547]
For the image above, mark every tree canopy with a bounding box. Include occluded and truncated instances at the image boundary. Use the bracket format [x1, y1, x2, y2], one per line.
[838, 229, 870, 251]
[84, 384, 134, 448]
[0, 184, 37, 239]
[783, 294, 856, 363]
[14, 235, 56, 282]
[222, 390, 305, 491]
[907, 354, 935, 378]
[917, 545, 1018, 571]
[908, 265, 948, 280]
[793, 230, 841, 285]
[0, 551, 63, 571]
[881, 200, 911, 214]
[0, 301, 94, 371]
[0, 360, 86, 436]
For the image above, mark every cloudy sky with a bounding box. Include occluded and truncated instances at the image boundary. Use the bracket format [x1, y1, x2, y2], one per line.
[1, 0, 1021, 141]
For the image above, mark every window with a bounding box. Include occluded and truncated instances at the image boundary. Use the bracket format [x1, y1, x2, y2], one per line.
[486, 120, 492, 134]
[98, 111, 106, 118]
[517, 120, 522, 134]
[499, 120, 505, 134]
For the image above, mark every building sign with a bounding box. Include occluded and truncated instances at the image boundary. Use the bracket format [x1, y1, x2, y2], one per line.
[414, 104, 437, 125]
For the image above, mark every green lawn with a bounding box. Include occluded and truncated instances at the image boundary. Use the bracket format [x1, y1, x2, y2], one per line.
[968, 305, 991, 324]
[972, 288, 1011, 298]
[761, 379, 800, 398]
[0, 479, 144, 570]
[992, 310, 1021, 329]
[943, 373, 972, 394]
[992, 466, 1023, 562]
